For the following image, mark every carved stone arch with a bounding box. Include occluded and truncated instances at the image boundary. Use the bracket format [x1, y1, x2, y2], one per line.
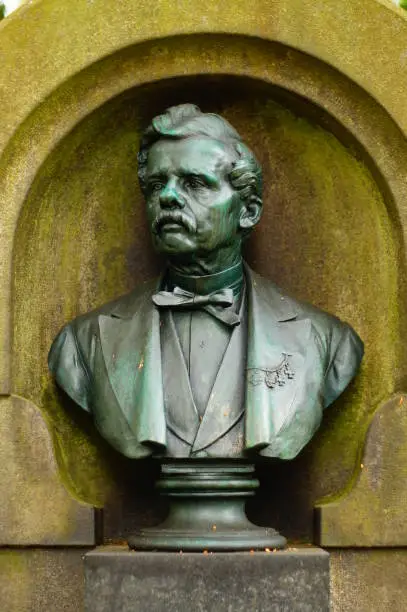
[1, 0, 407, 545]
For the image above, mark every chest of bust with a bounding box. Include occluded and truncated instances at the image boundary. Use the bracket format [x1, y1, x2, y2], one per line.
[160, 297, 247, 458]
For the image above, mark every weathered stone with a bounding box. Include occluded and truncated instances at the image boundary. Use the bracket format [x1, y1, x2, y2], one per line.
[1, 6, 407, 612]
[330, 549, 407, 612]
[0, 394, 95, 545]
[315, 394, 407, 546]
[1, 0, 407, 520]
[0, 548, 89, 612]
[8, 83, 404, 536]
[85, 546, 329, 612]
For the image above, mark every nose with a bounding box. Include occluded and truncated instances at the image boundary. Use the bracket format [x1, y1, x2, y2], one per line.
[159, 178, 185, 209]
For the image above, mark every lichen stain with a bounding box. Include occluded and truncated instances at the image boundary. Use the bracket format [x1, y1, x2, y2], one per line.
[9, 78, 406, 514]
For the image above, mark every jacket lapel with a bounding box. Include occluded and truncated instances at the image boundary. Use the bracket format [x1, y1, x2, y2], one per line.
[191, 292, 247, 453]
[96, 265, 321, 459]
[98, 280, 166, 448]
[244, 267, 318, 456]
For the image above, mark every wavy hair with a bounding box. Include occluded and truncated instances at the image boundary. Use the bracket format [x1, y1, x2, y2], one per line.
[138, 104, 262, 235]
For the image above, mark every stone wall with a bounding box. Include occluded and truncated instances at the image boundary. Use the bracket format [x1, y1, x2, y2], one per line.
[1, 0, 407, 609]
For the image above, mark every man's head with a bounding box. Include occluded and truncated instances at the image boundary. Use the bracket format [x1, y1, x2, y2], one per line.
[138, 104, 263, 266]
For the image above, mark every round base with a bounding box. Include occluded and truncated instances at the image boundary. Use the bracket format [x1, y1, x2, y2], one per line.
[128, 527, 286, 551]
[127, 460, 287, 552]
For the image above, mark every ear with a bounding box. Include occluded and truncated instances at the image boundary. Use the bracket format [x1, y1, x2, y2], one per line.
[239, 198, 262, 231]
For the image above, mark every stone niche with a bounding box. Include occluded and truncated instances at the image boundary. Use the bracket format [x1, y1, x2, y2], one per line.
[11, 61, 407, 542]
[2, 1, 407, 610]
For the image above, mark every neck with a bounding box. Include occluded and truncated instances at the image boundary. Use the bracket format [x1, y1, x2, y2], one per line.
[165, 244, 242, 276]
[167, 259, 243, 297]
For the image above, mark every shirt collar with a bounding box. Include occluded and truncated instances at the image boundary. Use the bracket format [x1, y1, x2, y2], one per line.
[166, 260, 244, 299]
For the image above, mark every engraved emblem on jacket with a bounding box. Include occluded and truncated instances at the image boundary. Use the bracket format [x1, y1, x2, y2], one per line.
[247, 354, 295, 389]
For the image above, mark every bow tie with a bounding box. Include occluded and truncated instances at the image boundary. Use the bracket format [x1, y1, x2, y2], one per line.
[152, 286, 240, 327]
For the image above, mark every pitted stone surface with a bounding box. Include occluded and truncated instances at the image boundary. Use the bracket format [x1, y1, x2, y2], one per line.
[85, 546, 329, 612]
[0, 395, 95, 545]
[316, 394, 407, 546]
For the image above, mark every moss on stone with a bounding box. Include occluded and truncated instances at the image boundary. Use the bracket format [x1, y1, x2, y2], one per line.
[331, 549, 407, 611]
[0, 549, 86, 612]
[0, 551, 29, 612]
[317, 394, 407, 546]
[9, 77, 405, 526]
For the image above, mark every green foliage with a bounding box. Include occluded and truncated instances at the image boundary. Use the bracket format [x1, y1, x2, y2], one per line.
[0, 3, 5, 21]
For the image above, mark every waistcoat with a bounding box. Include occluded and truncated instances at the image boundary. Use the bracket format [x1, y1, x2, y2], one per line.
[160, 292, 248, 457]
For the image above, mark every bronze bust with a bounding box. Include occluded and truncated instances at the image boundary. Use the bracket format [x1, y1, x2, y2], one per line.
[49, 104, 363, 462]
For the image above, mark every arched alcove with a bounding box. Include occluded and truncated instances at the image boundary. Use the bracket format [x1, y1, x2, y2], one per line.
[3, 2, 407, 608]
[10, 73, 406, 538]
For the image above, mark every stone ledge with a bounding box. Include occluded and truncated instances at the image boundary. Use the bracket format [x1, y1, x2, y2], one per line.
[0, 395, 95, 546]
[85, 545, 329, 612]
[315, 394, 407, 547]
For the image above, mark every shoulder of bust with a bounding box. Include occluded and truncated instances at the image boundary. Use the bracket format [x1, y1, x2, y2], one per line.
[68, 277, 159, 329]
[247, 265, 355, 339]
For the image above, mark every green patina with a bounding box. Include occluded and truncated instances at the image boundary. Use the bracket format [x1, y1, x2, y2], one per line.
[11, 80, 405, 532]
[244, 100, 401, 506]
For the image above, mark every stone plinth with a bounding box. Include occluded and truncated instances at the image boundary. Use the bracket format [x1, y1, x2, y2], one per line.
[84, 546, 329, 612]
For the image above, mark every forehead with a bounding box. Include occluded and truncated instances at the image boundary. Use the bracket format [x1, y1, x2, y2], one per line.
[146, 137, 235, 176]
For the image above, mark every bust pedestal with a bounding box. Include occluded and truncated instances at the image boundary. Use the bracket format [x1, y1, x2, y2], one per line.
[127, 459, 286, 551]
[84, 546, 330, 612]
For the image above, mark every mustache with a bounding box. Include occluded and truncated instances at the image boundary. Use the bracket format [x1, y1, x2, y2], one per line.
[152, 211, 197, 235]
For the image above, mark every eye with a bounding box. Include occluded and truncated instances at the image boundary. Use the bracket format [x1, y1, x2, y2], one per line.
[184, 176, 205, 190]
[148, 181, 165, 193]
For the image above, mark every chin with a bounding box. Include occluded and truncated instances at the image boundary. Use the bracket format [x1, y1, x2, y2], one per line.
[153, 235, 197, 255]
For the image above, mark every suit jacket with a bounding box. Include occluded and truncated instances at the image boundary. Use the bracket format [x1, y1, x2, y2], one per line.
[159, 289, 248, 458]
[48, 266, 363, 460]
